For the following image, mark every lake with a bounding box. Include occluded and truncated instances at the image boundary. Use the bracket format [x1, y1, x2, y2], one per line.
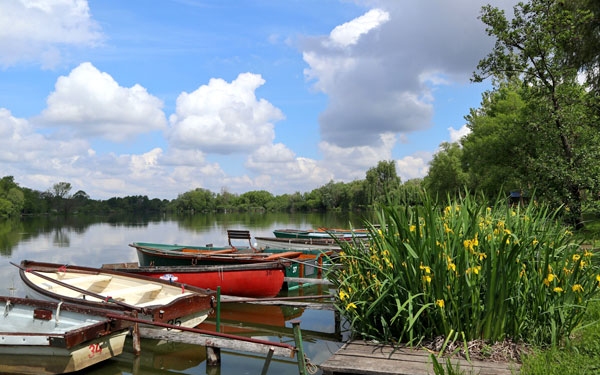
[0, 212, 373, 375]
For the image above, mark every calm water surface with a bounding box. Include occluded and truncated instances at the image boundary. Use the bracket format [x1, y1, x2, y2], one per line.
[0, 212, 372, 375]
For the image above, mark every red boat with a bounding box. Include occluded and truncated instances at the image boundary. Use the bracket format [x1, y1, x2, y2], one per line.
[102, 261, 287, 298]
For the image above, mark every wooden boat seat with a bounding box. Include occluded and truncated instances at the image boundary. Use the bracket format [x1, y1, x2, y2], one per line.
[227, 229, 256, 251]
[59, 274, 113, 286]
[136, 292, 192, 307]
[181, 248, 236, 255]
[264, 251, 302, 260]
[104, 284, 163, 299]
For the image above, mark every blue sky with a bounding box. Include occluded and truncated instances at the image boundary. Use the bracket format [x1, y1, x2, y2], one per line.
[0, 0, 512, 200]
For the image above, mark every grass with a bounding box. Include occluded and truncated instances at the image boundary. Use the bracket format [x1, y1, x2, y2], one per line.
[520, 300, 600, 374]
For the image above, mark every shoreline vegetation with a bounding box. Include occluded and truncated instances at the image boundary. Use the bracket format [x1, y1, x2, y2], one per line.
[328, 192, 600, 375]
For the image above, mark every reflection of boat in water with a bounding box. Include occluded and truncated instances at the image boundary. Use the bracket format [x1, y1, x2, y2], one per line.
[198, 301, 343, 342]
[108, 338, 207, 374]
[198, 302, 303, 337]
[84, 337, 207, 374]
[217, 302, 303, 326]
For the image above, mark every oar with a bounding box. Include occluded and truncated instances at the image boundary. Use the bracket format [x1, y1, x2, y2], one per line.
[10, 261, 141, 312]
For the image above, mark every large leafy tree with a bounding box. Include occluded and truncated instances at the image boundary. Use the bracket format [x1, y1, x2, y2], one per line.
[424, 142, 469, 199]
[561, 0, 600, 92]
[461, 81, 531, 198]
[365, 160, 401, 205]
[0, 176, 24, 217]
[474, 0, 600, 228]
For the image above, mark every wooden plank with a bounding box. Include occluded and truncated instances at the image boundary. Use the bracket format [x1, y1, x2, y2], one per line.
[107, 284, 162, 298]
[138, 328, 295, 358]
[320, 340, 520, 375]
[284, 277, 333, 285]
[60, 274, 113, 286]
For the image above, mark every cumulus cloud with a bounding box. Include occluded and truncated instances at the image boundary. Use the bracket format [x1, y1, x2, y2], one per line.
[449, 124, 470, 143]
[0, 0, 102, 68]
[245, 144, 333, 192]
[168, 73, 284, 154]
[301, 1, 508, 151]
[318, 133, 396, 181]
[40, 62, 167, 142]
[0, 107, 93, 188]
[327, 8, 390, 48]
[396, 154, 431, 182]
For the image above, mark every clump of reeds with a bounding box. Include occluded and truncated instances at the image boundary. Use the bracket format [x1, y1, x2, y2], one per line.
[329, 192, 599, 348]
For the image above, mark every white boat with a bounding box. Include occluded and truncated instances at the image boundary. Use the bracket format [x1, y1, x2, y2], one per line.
[17, 260, 215, 331]
[0, 296, 131, 374]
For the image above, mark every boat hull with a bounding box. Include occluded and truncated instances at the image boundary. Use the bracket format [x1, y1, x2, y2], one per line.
[132, 241, 333, 291]
[0, 296, 130, 374]
[103, 262, 286, 298]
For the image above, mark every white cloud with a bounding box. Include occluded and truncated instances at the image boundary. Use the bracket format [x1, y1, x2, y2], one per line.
[168, 73, 284, 154]
[301, 1, 512, 151]
[39, 62, 167, 142]
[318, 133, 396, 181]
[449, 124, 470, 143]
[245, 144, 333, 193]
[327, 8, 390, 48]
[396, 154, 431, 182]
[0, 0, 103, 68]
[129, 148, 163, 179]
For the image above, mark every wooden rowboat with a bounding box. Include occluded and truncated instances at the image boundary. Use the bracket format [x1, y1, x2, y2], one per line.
[255, 235, 344, 251]
[0, 296, 131, 374]
[131, 241, 302, 267]
[17, 260, 215, 330]
[102, 261, 288, 298]
[132, 237, 334, 291]
[272, 228, 369, 239]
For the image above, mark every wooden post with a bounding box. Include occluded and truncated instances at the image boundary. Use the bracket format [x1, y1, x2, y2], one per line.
[291, 320, 307, 375]
[260, 347, 275, 375]
[131, 311, 141, 356]
[206, 345, 221, 366]
[216, 286, 221, 333]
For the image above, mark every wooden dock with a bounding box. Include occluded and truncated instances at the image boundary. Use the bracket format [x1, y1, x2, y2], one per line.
[320, 340, 520, 375]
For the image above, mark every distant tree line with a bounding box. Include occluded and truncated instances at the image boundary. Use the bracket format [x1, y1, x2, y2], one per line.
[0, 161, 417, 218]
[0, 177, 168, 218]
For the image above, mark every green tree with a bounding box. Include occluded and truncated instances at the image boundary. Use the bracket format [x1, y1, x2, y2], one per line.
[215, 188, 237, 211]
[474, 0, 600, 228]
[347, 180, 367, 210]
[238, 190, 274, 210]
[174, 188, 216, 213]
[365, 160, 401, 205]
[461, 81, 531, 198]
[317, 181, 349, 211]
[51, 182, 72, 199]
[21, 187, 46, 214]
[0, 176, 24, 217]
[398, 178, 425, 206]
[424, 142, 468, 199]
[561, 0, 600, 92]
